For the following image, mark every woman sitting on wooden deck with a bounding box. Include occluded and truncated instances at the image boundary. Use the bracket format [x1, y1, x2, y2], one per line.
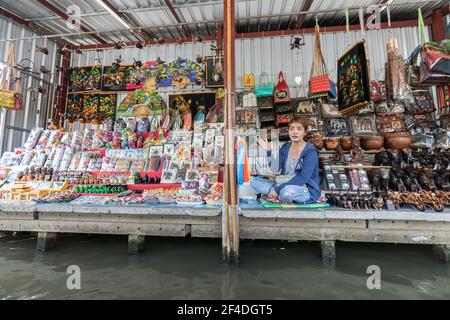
[250, 118, 321, 204]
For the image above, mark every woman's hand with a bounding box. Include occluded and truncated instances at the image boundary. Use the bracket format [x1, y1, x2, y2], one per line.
[268, 189, 278, 199]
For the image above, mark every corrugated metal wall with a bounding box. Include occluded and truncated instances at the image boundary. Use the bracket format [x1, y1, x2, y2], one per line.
[72, 26, 423, 90]
[0, 17, 58, 153]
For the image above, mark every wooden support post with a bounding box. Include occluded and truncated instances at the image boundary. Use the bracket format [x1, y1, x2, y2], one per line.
[432, 244, 450, 263]
[36, 232, 57, 252]
[431, 9, 446, 42]
[128, 235, 145, 254]
[321, 240, 336, 269]
[222, 0, 239, 265]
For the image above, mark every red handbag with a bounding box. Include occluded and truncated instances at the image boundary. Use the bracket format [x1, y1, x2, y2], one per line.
[274, 71, 291, 104]
[309, 24, 332, 96]
[310, 75, 331, 94]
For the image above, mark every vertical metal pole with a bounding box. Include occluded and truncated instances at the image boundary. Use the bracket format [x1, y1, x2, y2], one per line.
[0, 21, 12, 155]
[222, 0, 239, 265]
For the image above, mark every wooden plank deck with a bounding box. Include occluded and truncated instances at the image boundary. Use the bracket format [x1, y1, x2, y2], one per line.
[0, 203, 449, 263]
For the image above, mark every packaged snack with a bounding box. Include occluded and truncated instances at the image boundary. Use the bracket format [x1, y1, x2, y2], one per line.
[76, 153, 92, 171]
[68, 152, 82, 171]
[29, 152, 47, 169]
[36, 130, 51, 147]
[20, 150, 35, 166]
[59, 148, 75, 171]
[23, 127, 43, 149]
[52, 146, 66, 171]
[81, 128, 95, 151]
[100, 157, 116, 172]
[46, 130, 63, 148]
[87, 157, 103, 171]
[60, 132, 73, 146]
[129, 160, 146, 172]
[114, 159, 131, 172]
[71, 130, 83, 150]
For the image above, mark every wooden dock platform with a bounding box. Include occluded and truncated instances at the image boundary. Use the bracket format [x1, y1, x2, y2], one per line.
[1, 203, 449, 265]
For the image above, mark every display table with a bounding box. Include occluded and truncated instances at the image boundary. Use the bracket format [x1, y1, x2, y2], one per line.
[0, 203, 449, 264]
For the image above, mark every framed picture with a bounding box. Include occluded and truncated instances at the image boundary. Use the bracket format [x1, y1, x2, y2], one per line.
[376, 114, 406, 135]
[174, 168, 187, 183]
[291, 98, 318, 116]
[205, 56, 224, 88]
[205, 129, 216, 148]
[214, 135, 224, 148]
[350, 114, 377, 136]
[296, 116, 322, 132]
[169, 92, 216, 122]
[163, 144, 175, 155]
[320, 102, 341, 117]
[102, 65, 136, 91]
[192, 133, 204, 147]
[337, 41, 371, 115]
[161, 169, 177, 183]
[324, 117, 351, 137]
[185, 169, 198, 181]
[149, 146, 163, 156]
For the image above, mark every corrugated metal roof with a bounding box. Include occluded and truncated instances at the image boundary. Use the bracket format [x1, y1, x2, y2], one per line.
[0, 0, 446, 46]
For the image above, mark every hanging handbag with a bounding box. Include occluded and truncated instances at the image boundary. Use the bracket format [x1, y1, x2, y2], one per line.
[257, 96, 274, 110]
[0, 44, 21, 110]
[255, 72, 275, 98]
[421, 42, 450, 75]
[276, 113, 294, 127]
[419, 59, 450, 85]
[242, 73, 255, 88]
[309, 24, 332, 97]
[405, 45, 429, 88]
[274, 71, 291, 104]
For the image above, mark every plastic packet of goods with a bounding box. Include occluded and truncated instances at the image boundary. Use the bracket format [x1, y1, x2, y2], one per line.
[60, 132, 73, 146]
[76, 153, 91, 171]
[20, 150, 35, 166]
[81, 128, 95, 151]
[92, 130, 105, 150]
[68, 152, 82, 171]
[114, 159, 131, 172]
[37, 130, 51, 147]
[0, 152, 13, 168]
[23, 127, 43, 150]
[71, 130, 83, 150]
[8, 153, 23, 167]
[130, 160, 145, 172]
[47, 146, 58, 160]
[30, 153, 47, 169]
[52, 146, 66, 171]
[46, 130, 63, 148]
[59, 148, 74, 172]
[100, 157, 115, 172]
[87, 158, 102, 171]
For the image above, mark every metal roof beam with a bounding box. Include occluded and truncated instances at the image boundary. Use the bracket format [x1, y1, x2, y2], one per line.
[0, 5, 75, 47]
[163, 0, 192, 38]
[293, 0, 314, 29]
[33, 0, 107, 44]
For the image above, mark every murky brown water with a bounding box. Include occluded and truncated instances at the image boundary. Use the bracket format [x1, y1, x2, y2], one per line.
[0, 233, 449, 299]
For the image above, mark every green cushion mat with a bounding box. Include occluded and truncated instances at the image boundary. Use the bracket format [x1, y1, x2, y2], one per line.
[260, 199, 330, 209]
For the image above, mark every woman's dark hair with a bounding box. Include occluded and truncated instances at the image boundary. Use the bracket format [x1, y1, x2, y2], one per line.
[288, 118, 309, 132]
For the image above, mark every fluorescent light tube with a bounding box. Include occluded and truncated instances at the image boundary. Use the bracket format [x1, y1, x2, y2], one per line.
[94, 0, 132, 29]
